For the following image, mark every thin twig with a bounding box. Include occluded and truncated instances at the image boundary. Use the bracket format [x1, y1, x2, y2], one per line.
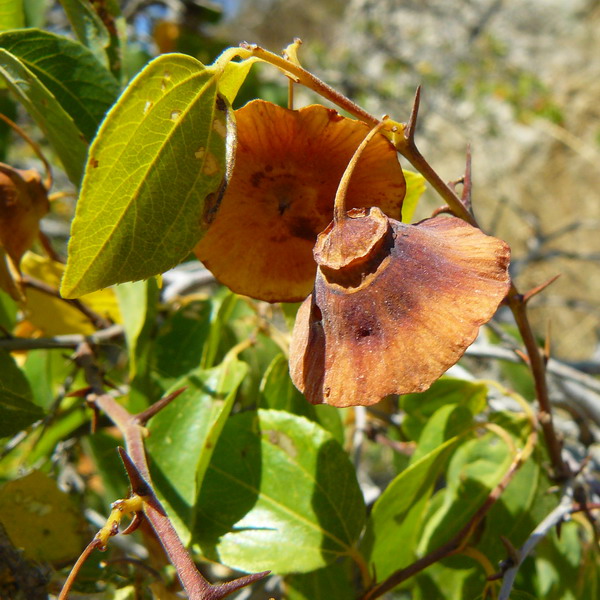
[59, 341, 269, 600]
[506, 289, 569, 479]
[361, 423, 537, 600]
[0, 325, 124, 351]
[497, 484, 575, 600]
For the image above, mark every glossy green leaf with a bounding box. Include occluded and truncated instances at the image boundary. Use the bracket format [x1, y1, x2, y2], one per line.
[410, 402, 475, 463]
[200, 290, 239, 370]
[0, 48, 88, 183]
[401, 169, 426, 223]
[401, 377, 488, 442]
[146, 357, 247, 544]
[0, 349, 43, 437]
[260, 354, 344, 445]
[114, 278, 159, 378]
[474, 447, 552, 562]
[58, 0, 111, 67]
[0, 0, 23, 31]
[22, 349, 78, 411]
[0, 29, 119, 141]
[413, 556, 483, 600]
[154, 299, 213, 382]
[534, 521, 597, 600]
[61, 54, 230, 298]
[418, 429, 513, 554]
[361, 432, 462, 581]
[0, 290, 16, 331]
[196, 409, 365, 574]
[285, 561, 354, 600]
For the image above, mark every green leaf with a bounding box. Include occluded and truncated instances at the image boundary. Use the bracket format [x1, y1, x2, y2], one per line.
[154, 298, 213, 382]
[0, 349, 43, 437]
[361, 435, 462, 581]
[58, 0, 111, 68]
[0, 29, 119, 142]
[22, 349, 78, 411]
[0, 48, 88, 183]
[0, 290, 16, 331]
[401, 169, 426, 223]
[146, 357, 247, 545]
[200, 290, 239, 370]
[196, 409, 365, 574]
[61, 54, 231, 298]
[418, 429, 513, 554]
[114, 278, 159, 378]
[401, 377, 488, 442]
[0, 0, 23, 31]
[474, 447, 552, 563]
[410, 402, 475, 463]
[285, 561, 354, 600]
[260, 354, 344, 445]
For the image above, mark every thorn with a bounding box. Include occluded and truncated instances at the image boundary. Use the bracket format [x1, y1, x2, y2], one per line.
[515, 349, 530, 365]
[134, 387, 187, 425]
[121, 511, 144, 535]
[118, 447, 152, 496]
[211, 571, 271, 599]
[462, 144, 472, 211]
[447, 176, 464, 193]
[430, 205, 454, 218]
[116, 448, 165, 515]
[405, 85, 421, 143]
[523, 274, 561, 304]
[66, 386, 93, 398]
[84, 397, 100, 434]
[499, 535, 520, 565]
[543, 321, 551, 364]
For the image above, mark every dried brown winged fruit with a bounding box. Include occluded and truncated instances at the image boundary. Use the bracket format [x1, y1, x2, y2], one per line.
[194, 100, 406, 302]
[289, 207, 511, 407]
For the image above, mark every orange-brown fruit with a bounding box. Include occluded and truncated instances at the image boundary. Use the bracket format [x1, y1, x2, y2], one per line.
[289, 207, 511, 407]
[193, 100, 406, 302]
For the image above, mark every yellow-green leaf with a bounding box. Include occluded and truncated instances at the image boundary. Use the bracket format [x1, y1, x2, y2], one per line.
[61, 54, 231, 298]
[0, 0, 23, 31]
[0, 470, 86, 564]
[401, 169, 426, 223]
[20, 252, 121, 336]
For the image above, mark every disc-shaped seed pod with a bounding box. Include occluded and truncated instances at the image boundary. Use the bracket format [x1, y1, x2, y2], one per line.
[289, 206, 511, 407]
[194, 100, 406, 302]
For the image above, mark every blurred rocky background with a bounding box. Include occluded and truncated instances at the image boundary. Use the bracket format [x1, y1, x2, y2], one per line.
[219, 0, 600, 362]
[15, 0, 600, 361]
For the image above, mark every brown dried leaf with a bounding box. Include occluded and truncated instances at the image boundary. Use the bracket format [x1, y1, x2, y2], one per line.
[0, 164, 49, 268]
[290, 208, 511, 407]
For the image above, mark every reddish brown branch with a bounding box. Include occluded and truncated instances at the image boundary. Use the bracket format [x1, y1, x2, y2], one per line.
[360, 442, 532, 600]
[506, 289, 569, 479]
[391, 105, 568, 480]
[58, 342, 269, 599]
